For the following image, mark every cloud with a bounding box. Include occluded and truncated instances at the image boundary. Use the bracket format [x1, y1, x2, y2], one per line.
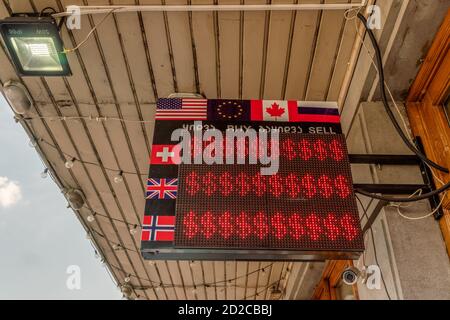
[0, 176, 22, 208]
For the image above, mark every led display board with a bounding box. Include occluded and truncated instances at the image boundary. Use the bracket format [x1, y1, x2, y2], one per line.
[141, 99, 364, 261]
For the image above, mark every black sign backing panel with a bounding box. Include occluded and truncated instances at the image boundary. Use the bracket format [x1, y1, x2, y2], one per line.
[141, 98, 363, 260]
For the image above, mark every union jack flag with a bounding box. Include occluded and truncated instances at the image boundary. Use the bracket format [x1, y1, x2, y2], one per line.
[146, 178, 178, 199]
[141, 215, 175, 241]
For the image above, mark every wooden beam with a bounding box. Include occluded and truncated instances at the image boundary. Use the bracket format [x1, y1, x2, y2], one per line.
[312, 260, 358, 300]
[407, 10, 450, 103]
[406, 9, 450, 258]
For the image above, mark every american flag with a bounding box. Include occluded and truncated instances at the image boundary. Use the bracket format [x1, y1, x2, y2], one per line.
[146, 178, 178, 199]
[141, 215, 175, 241]
[156, 98, 208, 120]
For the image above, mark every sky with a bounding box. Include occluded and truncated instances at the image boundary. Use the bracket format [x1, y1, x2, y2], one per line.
[0, 94, 122, 300]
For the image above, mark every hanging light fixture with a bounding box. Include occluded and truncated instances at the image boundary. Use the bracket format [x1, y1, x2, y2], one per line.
[2, 81, 33, 115]
[65, 189, 85, 210]
[0, 16, 71, 76]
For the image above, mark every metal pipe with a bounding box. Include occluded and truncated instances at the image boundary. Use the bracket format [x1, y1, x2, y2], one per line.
[53, 3, 366, 17]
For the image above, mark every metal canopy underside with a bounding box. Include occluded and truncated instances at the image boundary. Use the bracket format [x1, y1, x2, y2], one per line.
[0, 0, 364, 300]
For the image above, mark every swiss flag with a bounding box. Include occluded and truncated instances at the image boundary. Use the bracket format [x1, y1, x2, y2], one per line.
[251, 100, 298, 122]
[150, 145, 181, 165]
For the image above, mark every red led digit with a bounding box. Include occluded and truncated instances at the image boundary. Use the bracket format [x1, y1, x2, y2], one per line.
[236, 211, 252, 239]
[305, 213, 322, 241]
[317, 175, 334, 198]
[219, 172, 234, 196]
[268, 175, 284, 197]
[200, 211, 216, 239]
[218, 211, 233, 239]
[281, 138, 297, 160]
[253, 212, 269, 240]
[285, 173, 300, 199]
[288, 213, 305, 240]
[335, 175, 351, 198]
[340, 214, 358, 241]
[301, 174, 317, 198]
[236, 172, 251, 196]
[185, 171, 201, 196]
[329, 139, 345, 161]
[252, 173, 266, 197]
[313, 139, 328, 161]
[183, 211, 198, 239]
[298, 139, 313, 160]
[271, 212, 287, 239]
[202, 171, 217, 196]
[323, 214, 340, 241]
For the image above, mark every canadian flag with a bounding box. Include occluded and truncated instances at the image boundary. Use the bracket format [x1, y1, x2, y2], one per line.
[251, 100, 298, 122]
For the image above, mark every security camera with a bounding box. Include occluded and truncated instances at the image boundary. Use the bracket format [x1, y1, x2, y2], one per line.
[342, 266, 361, 286]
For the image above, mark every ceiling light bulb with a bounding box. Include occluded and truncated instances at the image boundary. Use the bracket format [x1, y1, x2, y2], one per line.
[65, 158, 75, 169]
[114, 171, 123, 183]
[130, 225, 138, 235]
[40, 168, 48, 179]
[29, 139, 37, 148]
[121, 285, 132, 298]
[87, 215, 95, 222]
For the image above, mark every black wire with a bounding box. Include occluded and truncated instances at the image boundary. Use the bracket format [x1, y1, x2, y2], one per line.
[40, 7, 57, 16]
[356, 13, 448, 174]
[355, 184, 450, 203]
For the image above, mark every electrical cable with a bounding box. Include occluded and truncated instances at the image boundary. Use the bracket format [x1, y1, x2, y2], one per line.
[107, 261, 275, 289]
[62, 9, 118, 53]
[39, 7, 57, 16]
[355, 193, 392, 300]
[355, 185, 450, 203]
[33, 136, 147, 176]
[356, 12, 448, 174]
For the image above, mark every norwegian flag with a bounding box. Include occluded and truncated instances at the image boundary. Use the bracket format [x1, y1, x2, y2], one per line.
[156, 98, 207, 120]
[146, 178, 178, 199]
[141, 215, 175, 241]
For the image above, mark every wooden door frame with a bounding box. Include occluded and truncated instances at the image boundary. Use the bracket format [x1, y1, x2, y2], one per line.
[312, 260, 359, 300]
[406, 9, 450, 257]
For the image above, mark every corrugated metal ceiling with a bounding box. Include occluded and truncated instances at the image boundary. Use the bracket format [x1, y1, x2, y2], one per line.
[0, 0, 363, 299]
